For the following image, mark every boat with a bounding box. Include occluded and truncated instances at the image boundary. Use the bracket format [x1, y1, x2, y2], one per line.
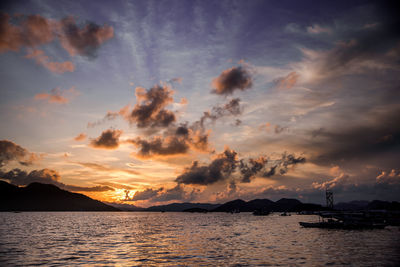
[280, 212, 290, 216]
[253, 210, 270, 216]
[299, 212, 387, 229]
[230, 209, 240, 214]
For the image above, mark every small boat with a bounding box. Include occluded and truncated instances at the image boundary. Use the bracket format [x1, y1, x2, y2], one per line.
[229, 209, 240, 214]
[253, 210, 270, 216]
[299, 212, 387, 229]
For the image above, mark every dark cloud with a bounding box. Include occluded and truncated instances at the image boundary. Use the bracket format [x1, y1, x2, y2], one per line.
[0, 140, 38, 166]
[176, 148, 238, 185]
[90, 129, 122, 149]
[124, 184, 198, 203]
[320, 2, 400, 73]
[127, 85, 176, 128]
[212, 66, 253, 95]
[197, 98, 242, 129]
[175, 147, 306, 185]
[0, 168, 113, 192]
[129, 136, 189, 158]
[128, 123, 211, 158]
[239, 157, 268, 183]
[263, 166, 277, 178]
[152, 184, 198, 202]
[128, 187, 163, 201]
[60, 16, 114, 58]
[278, 153, 306, 175]
[274, 125, 288, 134]
[308, 109, 400, 166]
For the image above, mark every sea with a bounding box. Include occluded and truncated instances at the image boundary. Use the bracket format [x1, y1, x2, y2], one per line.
[0, 212, 399, 266]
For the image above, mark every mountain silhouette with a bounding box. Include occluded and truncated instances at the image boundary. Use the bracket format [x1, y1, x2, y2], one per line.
[0, 181, 119, 211]
[211, 198, 328, 212]
[146, 202, 221, 212]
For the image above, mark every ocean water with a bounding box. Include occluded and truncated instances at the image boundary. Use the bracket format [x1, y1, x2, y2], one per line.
[0, 212, 399, 266]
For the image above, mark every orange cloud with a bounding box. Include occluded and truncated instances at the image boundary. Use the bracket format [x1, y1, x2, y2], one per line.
[0, 13, 55, 52]
[25, 49, 75, 74]
[34, 87, 79, 104]
[274, 71, 300, 89]
[74, 133, 87, 141]
[0, 13, 114, 71]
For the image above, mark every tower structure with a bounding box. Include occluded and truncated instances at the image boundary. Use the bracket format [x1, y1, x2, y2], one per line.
[326, 189, 333, 209]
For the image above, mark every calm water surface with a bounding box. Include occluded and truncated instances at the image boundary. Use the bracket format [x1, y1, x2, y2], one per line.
[0, 212, 399, 266]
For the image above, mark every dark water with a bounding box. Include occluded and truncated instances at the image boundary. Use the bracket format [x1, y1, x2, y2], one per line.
[0, 212, 399, 266]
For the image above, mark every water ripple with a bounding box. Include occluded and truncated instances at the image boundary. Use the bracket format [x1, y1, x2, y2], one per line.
[0, 212, 399, 266]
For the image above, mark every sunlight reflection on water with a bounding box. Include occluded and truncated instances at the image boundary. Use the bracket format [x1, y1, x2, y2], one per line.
[0, 212, 399, 266]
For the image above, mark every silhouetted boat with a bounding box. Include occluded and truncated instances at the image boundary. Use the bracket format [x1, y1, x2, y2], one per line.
[253, 210, 270, 216]
[229, 209, 240, 214]
[299, 212, 387, 229]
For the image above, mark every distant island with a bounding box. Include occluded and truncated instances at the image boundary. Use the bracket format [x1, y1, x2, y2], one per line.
[0, 181, 119, 211]
[1, 181, 399, 212]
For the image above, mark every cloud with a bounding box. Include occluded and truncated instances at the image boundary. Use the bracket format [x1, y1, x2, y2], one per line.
[308, 109, 400, 166]
[376, 169, 400, 185]
[306, 24, 332, 34]
[273, 71, 299, 89]
[126, 84, 176, 128]
[59, 16, 114, 58]
[129, 187, 163, 201]
[175, 146, 306, 185]
[0, 168, 113, 192]
[34, 87, 79, 104]
[239, 157, 268, 183]
[128, 124, 211, 158]
[212, 66, 253, 95]
[74, 161, 144, 177]
[0, 13, 114, 72]
[87, 105, 130, 128]
[90, 129, 122, 149]
[199, 98, 242, 127]
[0, 13, 54, 52]
[0, 140, 38, 166]
[152, 184, 198, 202]
[175, 148, 238, 185]
[74, 133, 87, 142]
[25, 49, 75, 74]
[312, 172, 350, 190]
[129, 136, 189, 158]
[126, 184, 198, 203]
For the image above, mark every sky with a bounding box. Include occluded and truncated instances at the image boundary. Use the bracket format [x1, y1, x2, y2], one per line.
[1, 0, 399, 207]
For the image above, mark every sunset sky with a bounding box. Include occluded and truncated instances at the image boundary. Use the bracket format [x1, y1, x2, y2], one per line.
[1, 0, 399, 206]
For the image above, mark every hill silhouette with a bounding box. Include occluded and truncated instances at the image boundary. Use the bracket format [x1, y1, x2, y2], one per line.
[211, 198, 327, 212]
[0, 181, 119, 211]
[146, 202, 221, 212]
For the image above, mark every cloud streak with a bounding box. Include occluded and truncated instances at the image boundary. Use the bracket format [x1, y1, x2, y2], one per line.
[25, 49, 75, 74]
[34, 87, 79, 104]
